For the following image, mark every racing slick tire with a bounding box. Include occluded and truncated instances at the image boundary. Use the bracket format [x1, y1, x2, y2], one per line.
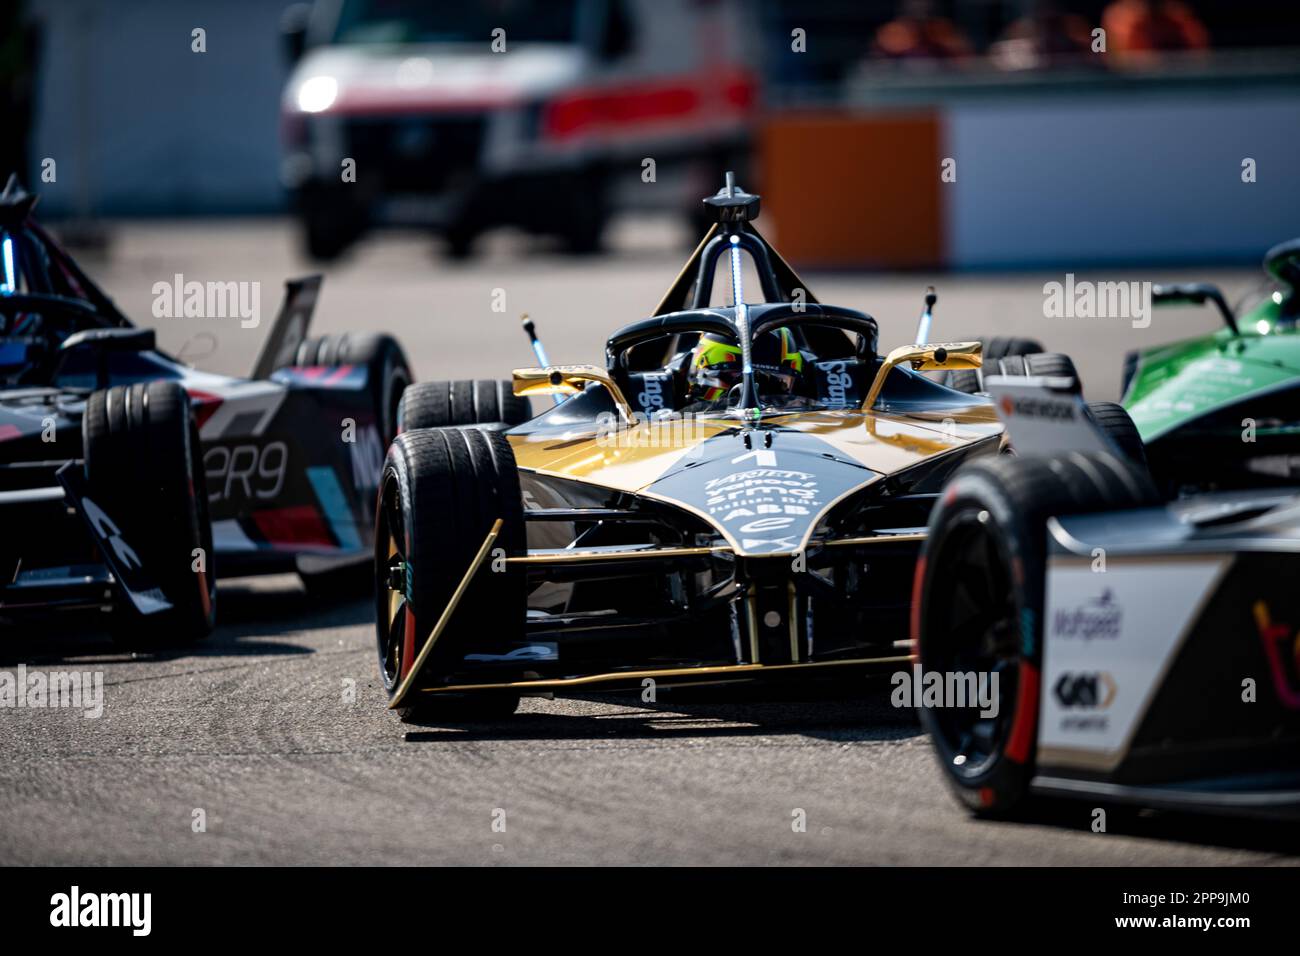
[944, 336, 1045, 393]
[914, 451, 1158, 817]
[83, 381, 216, 648]
[280, 333, 413, 446]
[981, 350, 1082, 395]
[276, 333, 414, 597]
[375, 425, 526, 722]
[397, 380, 531, 433]
[1085, 401, 1150, 472]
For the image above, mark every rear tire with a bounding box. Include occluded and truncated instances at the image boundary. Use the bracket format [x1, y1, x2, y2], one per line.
[375, 426, 526, 720]
[83, 381, 216, 648]
[278, 333, 413, 595]
[279, 333, 413, 445]
[943, 336, 1050, 394]
[990, 351, 1081, 392]
[1085, 401, 1149, 471]
[915, 452, 1158, 816]
[397, 380, 531, 432]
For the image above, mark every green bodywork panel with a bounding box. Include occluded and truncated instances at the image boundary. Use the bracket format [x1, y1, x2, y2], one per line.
[1124, 296, 1300, 441]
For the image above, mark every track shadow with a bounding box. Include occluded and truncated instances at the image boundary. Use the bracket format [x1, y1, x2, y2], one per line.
[989, 792, 1300, 859]
[401, 678, 1300, 858]
[215, 576, 372, 631]
[401, 676, 924, 745]
[0, 575, 370, 666]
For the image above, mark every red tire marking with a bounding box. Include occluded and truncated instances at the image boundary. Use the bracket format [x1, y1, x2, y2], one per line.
[1004, 660, 1039, 764]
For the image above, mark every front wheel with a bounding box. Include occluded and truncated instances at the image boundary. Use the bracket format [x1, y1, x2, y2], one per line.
[914, 452, 1158, 814]
[83, 381, 216, 647]
[375, 426, 526, 721]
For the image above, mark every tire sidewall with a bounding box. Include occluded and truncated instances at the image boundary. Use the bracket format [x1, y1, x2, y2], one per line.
[917, 470, 1046, 812]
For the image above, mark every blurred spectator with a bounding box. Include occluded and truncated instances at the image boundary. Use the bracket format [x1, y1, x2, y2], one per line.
[1102, 0, 1210, 54]
[872, 0, 972, 62]
[991, 0, 1098, 70]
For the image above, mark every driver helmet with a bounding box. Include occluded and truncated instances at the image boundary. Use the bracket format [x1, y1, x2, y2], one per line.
[688, 327, 805, 402]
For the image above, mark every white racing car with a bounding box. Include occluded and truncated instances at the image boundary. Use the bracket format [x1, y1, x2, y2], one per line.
[914, 376, 1300, 819]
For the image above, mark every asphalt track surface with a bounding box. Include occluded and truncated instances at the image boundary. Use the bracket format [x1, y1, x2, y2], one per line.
[3, 218, 1297, 866]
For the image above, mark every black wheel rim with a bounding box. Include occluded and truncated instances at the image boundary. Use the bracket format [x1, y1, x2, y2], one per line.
[923, 511, 1021, 779]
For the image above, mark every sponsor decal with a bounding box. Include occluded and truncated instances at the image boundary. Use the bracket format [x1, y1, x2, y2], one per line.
[647, 430, 870, 555]
[703, 466, 819, 552]
[636, 375, 665, 414]
[1052, 671, 1116, 732]
[819, 361, 853, 407]
[998, 394, 1075, 421]
[204, 441, 289, 504]
[1039, 559, 1224, 758]
[1051, 588, 1122, 641]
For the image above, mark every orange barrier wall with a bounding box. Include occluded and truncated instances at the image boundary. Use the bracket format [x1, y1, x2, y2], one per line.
[758, 111, 944, 270]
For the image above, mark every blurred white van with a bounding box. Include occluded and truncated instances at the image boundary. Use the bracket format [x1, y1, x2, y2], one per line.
[280, 0, 758, 259]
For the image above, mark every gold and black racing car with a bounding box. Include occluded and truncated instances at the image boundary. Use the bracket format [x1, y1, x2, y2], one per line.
[375, 175, 1007, 719]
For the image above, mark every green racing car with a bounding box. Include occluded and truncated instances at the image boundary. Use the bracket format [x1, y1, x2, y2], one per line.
[1123, 238, 1300, 494]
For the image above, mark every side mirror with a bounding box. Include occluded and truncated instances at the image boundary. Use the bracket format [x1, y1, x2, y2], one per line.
[280, 3, 312, 64]
[60, 327, 156, 352]
[1151, 282, 1237, 335]
[513, 364, 634, 424]
[55, 327, 157, 389]
[862, 341, 981, 410]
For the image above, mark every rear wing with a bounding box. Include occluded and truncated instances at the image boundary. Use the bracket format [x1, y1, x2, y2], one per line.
[250, 275, 321, 379]
[984, 376, 1123, 459]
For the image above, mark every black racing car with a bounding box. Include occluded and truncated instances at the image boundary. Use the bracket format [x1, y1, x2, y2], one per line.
[0, 177, 415, 644]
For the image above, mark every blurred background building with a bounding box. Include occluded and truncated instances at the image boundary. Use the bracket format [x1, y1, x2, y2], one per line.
[7, 0, 1300, 267]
